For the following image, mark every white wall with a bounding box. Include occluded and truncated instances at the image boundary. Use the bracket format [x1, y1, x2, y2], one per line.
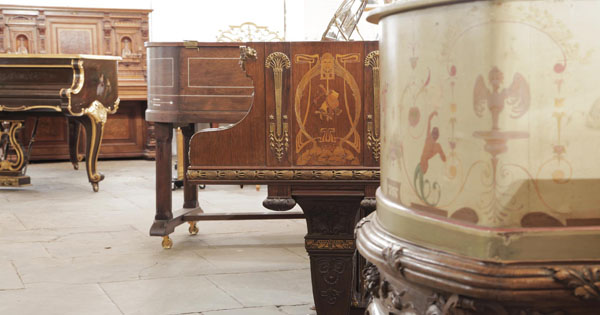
[3, 0, 378, 42]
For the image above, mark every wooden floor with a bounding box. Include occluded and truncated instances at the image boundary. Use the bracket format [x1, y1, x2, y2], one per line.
[0, 159, 314, 315]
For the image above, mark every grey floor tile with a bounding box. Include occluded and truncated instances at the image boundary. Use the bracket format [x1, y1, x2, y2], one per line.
[0, 283, 121, 315]
[101, 276, 242, 315]
[0, 259, 23, 290]
[278, 304, 316, 315]
[0, 209, 25, 231]
[208, 269, 313, 307]
[0, 241, 49, 260]
[195, 247, 309, 273]
[202, 305, 284, 315]
[14, 249, 215, 285]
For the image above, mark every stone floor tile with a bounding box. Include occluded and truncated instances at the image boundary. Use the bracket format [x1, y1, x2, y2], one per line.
[0, 241, 50, 260]
[202, 305, 284, 315]
[14, 249, 215, 285]
[278, 304, 316, 315]
[101, 276, 242, 315]
[207, 269, 313, 307]
[0, 283, 121, 315]
[0, 224, 136, 244]
[0, 259, 23, 290]
[0, 209, 25, 231]
[198, 231, 305, 248]
[195, 247, 309, 273]
[284, 246, 309, 260]
[42, 229, 159, 258]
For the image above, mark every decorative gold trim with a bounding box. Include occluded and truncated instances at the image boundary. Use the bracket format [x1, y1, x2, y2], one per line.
[0, 105, 61, 112]
[239, 46, 257, 72]
[84, 99, 120, 125]
[306, 239, 355, 250]
[0, 64, 72, 68]
[0, 176, 26, 187]
[216, 22, 283, 42]
[0, 121, 25, 172]
[0, 54, 121, 60]
[183, 40, 198, 48]
[266, 52, 291, 162]
[187, 169, 380, 181]
[63, 59, 86, 116]
[365, 50, 381, 162]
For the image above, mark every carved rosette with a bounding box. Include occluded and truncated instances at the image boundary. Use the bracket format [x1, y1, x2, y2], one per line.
[266, 52, 291, 162]
[365, 50, 381, 162]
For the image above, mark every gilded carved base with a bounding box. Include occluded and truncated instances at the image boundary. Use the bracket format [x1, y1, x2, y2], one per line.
[356, 213, 600, 315]
[0, 175, 30, 187]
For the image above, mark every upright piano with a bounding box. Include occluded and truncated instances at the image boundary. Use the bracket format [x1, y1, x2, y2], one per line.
[146, 41, 379, 315]
[0, 55, 120, 191]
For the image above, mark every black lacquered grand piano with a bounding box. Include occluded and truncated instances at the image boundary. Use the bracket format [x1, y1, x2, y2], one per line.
[0, 55, 120, 191]
[146, 41, 379, 315]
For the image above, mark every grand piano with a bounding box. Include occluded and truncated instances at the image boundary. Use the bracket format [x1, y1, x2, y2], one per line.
[0, 55, 120, 191]
[146, 40, 379, 315]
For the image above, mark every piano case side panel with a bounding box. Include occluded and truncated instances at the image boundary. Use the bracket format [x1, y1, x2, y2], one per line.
[188, 43, 267, 167]
[290, 41, 366, 168]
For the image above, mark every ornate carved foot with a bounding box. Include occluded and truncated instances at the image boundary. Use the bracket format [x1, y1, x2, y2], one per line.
[161, 235, 173, 249]
[67, 118, 81, 170]
[296, 195, 363, 315]
[188, 221, 199, 235]
[74, 108, 106, 192]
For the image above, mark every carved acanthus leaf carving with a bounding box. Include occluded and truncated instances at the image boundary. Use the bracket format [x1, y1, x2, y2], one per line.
[383, 244, 405, 274]
[550, 267, 600, 301]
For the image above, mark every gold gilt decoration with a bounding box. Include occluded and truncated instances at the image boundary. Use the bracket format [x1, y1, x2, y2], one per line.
[365, 50, 381, 161]
[84, 100, 119, 125]
[305, 239, 355, 250]
[0, 105, 62, 112]
[0, 121, 25, 172]
[550, 267, 600, 301]
[239, 46, 257, 72]
[217, 22, 283, 42]
[187, 169, 379, 181]
[266, 52, 291, 162]
[0, 176, 21, 186]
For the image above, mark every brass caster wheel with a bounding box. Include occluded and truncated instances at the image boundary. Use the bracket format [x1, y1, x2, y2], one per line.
[92, 182, 99, 192]
[188, 221, 199, 235]
[161, 236, 173, 249]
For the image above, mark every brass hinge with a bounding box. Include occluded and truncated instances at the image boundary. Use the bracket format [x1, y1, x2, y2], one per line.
[183, 40, 198, 48]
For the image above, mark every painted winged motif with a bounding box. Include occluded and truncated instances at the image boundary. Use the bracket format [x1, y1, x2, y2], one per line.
[473, 67, 530, 130]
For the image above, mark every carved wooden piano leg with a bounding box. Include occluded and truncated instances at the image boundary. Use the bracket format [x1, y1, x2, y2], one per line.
[296, 195, 363, 315]
[181, 124, 201, 236]
[73, 114, 105, 192]
[67, 118, 81, 170]
[150, 123, 175, 247]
